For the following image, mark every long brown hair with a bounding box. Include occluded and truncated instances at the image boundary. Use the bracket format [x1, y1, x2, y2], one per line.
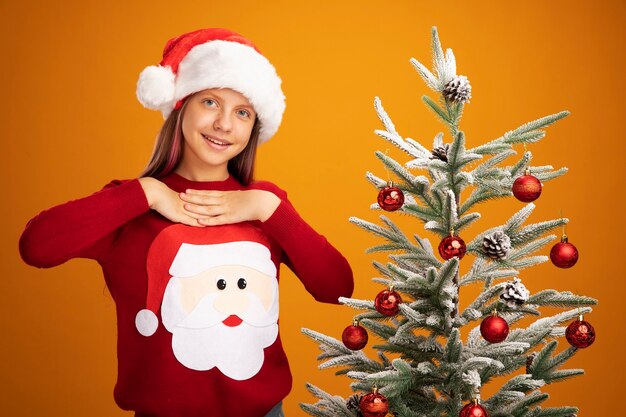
[140, 97, 260, 186]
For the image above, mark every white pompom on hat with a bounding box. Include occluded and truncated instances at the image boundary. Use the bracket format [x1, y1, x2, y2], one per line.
[136, 28, 285, 143]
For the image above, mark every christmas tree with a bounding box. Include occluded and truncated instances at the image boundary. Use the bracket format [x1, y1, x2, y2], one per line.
[301, 27, 597, 417]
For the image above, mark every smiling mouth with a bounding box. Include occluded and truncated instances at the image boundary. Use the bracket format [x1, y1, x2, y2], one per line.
[222, 315, 243, 327]
[202, 134, 231, 147]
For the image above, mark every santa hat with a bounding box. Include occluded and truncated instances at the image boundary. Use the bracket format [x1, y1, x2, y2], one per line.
[136, 28, 285, 143]
[135, 224, 276, 337]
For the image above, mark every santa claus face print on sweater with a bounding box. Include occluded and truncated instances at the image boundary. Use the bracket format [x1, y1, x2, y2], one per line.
[142, 224, 279, 381]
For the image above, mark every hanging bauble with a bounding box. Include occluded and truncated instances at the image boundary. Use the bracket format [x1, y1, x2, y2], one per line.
[375, 288, 403, 316]
[512, 169, 542, 202]
[438, 234, 467, 260]
[480, 313, 509, 343]
[342, 320, 369, 350]
[566, 315, 596, 348]
[550, 235, 579, 268]
[459, 401, 489, 417]
[359, 388, 389, 417]
[377, 181, 404, 211]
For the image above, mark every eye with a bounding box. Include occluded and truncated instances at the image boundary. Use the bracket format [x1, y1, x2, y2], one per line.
[237, 278, 247, 289]
[236, 109, 251, 118]
[216, 279, 226, 290]
[202, 99, 217, 107]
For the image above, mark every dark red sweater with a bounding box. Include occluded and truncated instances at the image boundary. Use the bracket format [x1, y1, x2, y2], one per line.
[19, 172, 354, 417]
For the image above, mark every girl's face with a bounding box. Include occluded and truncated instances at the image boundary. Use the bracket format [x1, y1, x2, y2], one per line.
[178, 88, 256, 180]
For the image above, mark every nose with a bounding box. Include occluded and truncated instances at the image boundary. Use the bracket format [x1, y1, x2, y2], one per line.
[213, 110, 233, 132]
[214, 289, 249, 316]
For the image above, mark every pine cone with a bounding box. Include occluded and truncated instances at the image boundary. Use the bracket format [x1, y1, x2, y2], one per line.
[346, 394, 363, 416]
[443, 75, 472, 103]
[431, 144, 450, 162]
[483, 230, 512, 260]
[526, 352, 537, 374]
[500, 278, 530, 307]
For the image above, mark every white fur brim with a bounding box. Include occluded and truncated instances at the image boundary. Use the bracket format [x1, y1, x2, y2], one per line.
[169, 241, 277, 278]
[136, 40, 285, 143]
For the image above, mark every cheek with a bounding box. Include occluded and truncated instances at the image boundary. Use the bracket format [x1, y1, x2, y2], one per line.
[180, 118, 193, 146]
[235, 125, 254, 148]
[181, 106, 209, 138]
[244, 276, 274, 310]
[182, 112, 200, 134]
[179, 277, 219, 314]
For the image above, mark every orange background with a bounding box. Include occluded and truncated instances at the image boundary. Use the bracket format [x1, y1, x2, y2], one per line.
[2, 1, 625, 415]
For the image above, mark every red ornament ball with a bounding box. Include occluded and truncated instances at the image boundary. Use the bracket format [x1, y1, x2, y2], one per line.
[566, 318, 596, 348]
[512, 174, 542, 202]
[359, 391, 389, 417]
[550, 237, 579, 268]
[438, 235, 466, 260]
[459, 402, 490, 417]
[375, 289, 403, 316]
[378, 185, 405, 211]
[342, 323, 369, 350]
[480, 315, 509, 343]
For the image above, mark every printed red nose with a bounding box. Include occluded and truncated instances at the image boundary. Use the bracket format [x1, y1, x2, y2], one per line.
[222, 315, 243, 327]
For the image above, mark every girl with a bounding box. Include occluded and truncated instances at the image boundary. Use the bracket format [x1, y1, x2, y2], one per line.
[19, 28, 354, 417]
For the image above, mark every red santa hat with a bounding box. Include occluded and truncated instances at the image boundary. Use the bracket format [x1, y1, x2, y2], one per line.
[136, 28, 285, 143]
[135, 224, 277, 337]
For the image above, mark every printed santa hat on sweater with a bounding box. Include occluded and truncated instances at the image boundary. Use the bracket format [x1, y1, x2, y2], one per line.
[135, 224, 277, 337]
[136, 28, 285, 143]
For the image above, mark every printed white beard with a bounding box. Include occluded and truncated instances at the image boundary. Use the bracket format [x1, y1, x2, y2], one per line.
[171, 321, 278, 380]
[161, 278, 279, 380]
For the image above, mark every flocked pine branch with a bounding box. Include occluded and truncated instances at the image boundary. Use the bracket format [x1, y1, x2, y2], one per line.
[468, 112, 571, 156]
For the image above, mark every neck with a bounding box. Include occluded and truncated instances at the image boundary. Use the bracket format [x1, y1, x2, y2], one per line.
[174, 164, 230, 182]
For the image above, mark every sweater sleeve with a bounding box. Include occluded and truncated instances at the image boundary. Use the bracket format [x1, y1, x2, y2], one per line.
[19, 179, 150, 268]
[254, 182, 354, 304]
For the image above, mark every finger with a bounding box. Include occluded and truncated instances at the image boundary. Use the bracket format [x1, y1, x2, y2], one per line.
[178, 214, 207, 227]
[177, 205, 215, 221]
[179, 209, 205, 220]
[183, 203, 226, 216]
[183, 189, 225, 197]
[197, 214, 234, 226]
[179, 192, 223, 205]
